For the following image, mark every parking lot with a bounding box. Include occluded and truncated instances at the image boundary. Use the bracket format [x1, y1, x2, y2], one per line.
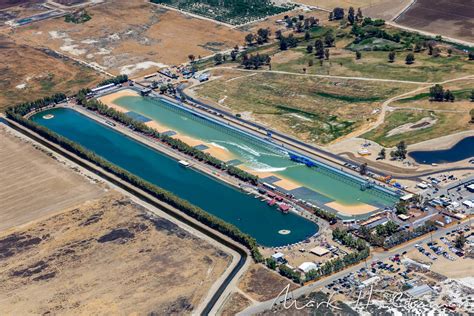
[318, 224, 472, 312]
[422, 175, 474, 214]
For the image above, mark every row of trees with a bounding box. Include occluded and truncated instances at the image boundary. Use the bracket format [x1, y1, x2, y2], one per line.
[429, 84, 455, 102]
[241, 53, 271, 69]
[358, 220, 437, 248]
[7, 93, 67, 116]
[383, 221, 437, 249]
[265, 246, 369, 284]
[305, 248, 369, 282]
[98, 74, 129, 86]
[282, 14, 319, 33]
[311, 206, 337, 224]
[7, 93, 264, 261]
[332, 227, 369, 251]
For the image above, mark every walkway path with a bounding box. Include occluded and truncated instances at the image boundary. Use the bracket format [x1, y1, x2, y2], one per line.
[351, 74, 474, 137]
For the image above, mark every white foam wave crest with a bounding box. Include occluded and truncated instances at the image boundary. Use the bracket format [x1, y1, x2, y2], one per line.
[213, 140, 262, 157]
[243, 155, 294, 173]
[252, 166, 288, 172]
[208, 142, 230, 151]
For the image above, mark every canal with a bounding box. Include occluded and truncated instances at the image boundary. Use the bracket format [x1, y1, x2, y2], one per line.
[31, 108, 319, 247]
[113, 95, 398, 212]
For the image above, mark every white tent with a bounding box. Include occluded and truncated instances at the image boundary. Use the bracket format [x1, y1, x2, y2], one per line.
[298, 262, 318, 273]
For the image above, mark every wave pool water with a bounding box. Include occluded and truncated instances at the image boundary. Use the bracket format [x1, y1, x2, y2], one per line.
[31, 108, 318, 247]
[113, 95, 398, 212]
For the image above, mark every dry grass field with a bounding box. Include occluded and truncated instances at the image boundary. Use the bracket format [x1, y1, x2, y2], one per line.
[238, 264, 299, 302]
[395, 0, 474, 43]
[6, 0, 244, 77]
[0, 34, 104, 111]
[270, 45, 474, 83]
[0, 126, 104, 232]
[0, 193, 231, 315]
[220, 292, 252, 316]
[363, 79, 474, 146]
[192, 68, 414, 144]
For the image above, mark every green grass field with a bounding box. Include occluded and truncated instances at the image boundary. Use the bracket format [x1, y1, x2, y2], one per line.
[272, 49, 473, 82]
[362, 109, 472, 147]
[194, 70, 414, 144]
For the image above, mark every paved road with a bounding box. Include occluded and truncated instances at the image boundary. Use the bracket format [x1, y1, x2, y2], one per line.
[238, 218, 471, 315]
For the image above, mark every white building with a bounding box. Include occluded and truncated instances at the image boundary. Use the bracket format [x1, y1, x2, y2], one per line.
[298, 262, 318, 273]
[462, 200, 474, 208]
[272, 252, 285, 263]
[358, 276, 380, 289]
[417, 182, 428, 189]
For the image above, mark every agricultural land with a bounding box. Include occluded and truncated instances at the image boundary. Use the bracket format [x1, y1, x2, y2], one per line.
[150, 0, 293, 25]
[395, 0, 474, 44]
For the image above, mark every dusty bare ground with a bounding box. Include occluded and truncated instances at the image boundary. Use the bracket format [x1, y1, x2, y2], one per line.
[363, 0, 412, 21]
[220, 292, 252, 316]
[6, 0, 244, 77]
[0, 34, 104, 111]
[0, 126, 104, 232]
[239, 264, 300, 302]
[293, 0, 388, 10]
[406, 247, 473, 279]
[0, 193, 231, 315]
[395, 0, 474, 43]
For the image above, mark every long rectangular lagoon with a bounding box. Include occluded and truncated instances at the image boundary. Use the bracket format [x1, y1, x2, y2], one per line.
[32, 108, 318, 247]
[112, 94, 398, 216]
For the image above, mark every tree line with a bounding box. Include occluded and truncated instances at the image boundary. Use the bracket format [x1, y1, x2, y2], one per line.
[6, 92, 263, 262]
[332, 227, 369, 252]
[358, 220, 437, 249]
[97, 74, 129, 87]
[267, 246, 370, 284]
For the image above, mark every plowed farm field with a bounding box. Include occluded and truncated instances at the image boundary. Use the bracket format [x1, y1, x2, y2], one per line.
[395, 0, 474, 43]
